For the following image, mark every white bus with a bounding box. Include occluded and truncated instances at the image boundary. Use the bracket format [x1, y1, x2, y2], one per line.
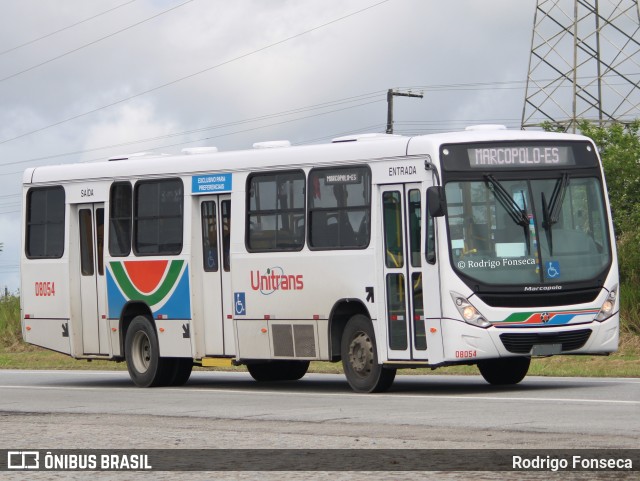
[20, 127, 619, 392]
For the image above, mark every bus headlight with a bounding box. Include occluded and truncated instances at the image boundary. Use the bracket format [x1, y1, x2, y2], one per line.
[451, 292, 492, 328]
[595, 286, 618, 322]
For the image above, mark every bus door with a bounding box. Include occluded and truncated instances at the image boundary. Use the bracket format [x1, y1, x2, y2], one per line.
[381, 184, 428, 361]
[77, 203, 109, 355]
[194, 195, 233, 356]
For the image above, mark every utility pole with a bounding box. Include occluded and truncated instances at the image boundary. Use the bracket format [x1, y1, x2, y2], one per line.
[386, 89, 423, 134]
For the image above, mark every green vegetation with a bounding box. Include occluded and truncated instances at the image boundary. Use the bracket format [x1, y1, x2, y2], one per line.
[0, 293, 20, 349]
[544, 120, 640, 334]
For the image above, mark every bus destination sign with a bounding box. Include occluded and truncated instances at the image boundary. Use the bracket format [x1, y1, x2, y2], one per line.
[467, 146, 575, 169]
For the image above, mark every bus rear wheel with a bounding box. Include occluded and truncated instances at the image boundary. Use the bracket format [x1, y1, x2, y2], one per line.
[247, 360, 310, 382]
[125, 315, 171, 387]
[478, 357, 531, 385]
[341, 315, 396, 393]
[165, 358, 193, 386]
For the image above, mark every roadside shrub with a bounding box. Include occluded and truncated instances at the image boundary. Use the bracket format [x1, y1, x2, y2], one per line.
[0, 294, 21, 347]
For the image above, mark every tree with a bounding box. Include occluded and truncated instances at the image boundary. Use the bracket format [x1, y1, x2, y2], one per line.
[576, 121, 640, 287]
[543, 121, 640, 331]
[577, 120, 640, 238]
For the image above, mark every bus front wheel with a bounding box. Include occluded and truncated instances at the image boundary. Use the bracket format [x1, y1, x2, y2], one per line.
[478, 357, 531, 385]
[341, 315, 395, 393]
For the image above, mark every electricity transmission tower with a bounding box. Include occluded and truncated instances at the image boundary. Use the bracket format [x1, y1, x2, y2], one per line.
[521, 0, 640, 132]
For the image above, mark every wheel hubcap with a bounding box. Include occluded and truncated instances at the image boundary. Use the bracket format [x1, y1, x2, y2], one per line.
[349, 331, 373, 377]
[131, 331, 151, 374]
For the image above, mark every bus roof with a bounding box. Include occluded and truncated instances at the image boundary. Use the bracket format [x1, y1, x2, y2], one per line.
[23, 128, 593, 185]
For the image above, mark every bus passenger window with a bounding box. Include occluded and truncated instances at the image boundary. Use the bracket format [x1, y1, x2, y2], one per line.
[246, 171, 304, 252]
[26, 186, 65, 259]
[308, 166, 371, 250]
[133, 179, 183, 255]
[109, 182, 132, 257]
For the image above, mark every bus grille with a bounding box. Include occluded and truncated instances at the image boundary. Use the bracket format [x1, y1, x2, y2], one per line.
[272, 324, 317, 358]
[478, 288, 600, 308]
[499, 329, 592, 354]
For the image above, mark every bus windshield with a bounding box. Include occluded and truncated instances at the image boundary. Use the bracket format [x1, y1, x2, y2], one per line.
[444, 175, 611, 285]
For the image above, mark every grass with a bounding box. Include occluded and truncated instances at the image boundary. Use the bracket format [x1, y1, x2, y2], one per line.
[1, 333, 638, 378]
[1, 293, 639, 377]
[620, 283, 640, 335]
[0, 294, 20, 348]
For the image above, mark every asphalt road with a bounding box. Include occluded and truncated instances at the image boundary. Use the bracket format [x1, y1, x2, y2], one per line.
[1, 370, 638, 480]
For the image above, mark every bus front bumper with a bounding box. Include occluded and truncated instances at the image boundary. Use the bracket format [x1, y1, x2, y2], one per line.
[440, 313, 619, 363]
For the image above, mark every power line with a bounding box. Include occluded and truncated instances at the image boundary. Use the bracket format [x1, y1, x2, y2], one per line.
[0, 91, 385, 167]
[82, 98, 386, 160]
[0, 0, 137, 57]
[2, 74, 602, 174]
[0, 108, 576, 177]
[0, 98, 386, 173]
[0, 0, 391, 146]
[0, 0, 194, 84]
[0, 77, 535, 166]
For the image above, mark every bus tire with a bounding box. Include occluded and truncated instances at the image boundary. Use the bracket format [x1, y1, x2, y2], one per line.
[341, 314, 396, 393]
[125, 315, 170, 387]
[478, 357, 531, 385]
[247, 361, 310, 382]
[166, 358, 193, 386]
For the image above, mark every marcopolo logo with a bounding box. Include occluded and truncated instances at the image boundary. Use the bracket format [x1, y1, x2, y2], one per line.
[250, 267, 303, 295]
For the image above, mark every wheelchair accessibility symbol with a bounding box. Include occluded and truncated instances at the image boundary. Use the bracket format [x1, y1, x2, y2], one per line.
[234, 292, 246, 315]
[545, 261, 561, 279]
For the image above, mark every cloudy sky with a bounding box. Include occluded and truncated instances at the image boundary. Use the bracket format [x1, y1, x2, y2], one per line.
[0, 0, 539, 291]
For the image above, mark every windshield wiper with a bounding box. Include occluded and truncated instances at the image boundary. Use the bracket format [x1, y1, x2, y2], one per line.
[484, 174, 531, 254]
[541, 173, 570, 256]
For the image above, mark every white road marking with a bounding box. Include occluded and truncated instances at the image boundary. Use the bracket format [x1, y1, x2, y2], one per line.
[0, 383, 638, 405]
[2, 369, 639, 383]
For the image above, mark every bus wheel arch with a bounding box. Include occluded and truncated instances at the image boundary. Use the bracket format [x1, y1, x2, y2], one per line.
[328, 299, 371, 361]
[118, 301, 154, 356]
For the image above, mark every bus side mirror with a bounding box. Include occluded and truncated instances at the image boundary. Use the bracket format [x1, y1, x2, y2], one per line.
[427, 186, 446, 217]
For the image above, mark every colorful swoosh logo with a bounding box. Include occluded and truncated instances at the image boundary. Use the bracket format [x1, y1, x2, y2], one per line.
[497, 308, 600, 326]
[106, 260, 191, 319]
